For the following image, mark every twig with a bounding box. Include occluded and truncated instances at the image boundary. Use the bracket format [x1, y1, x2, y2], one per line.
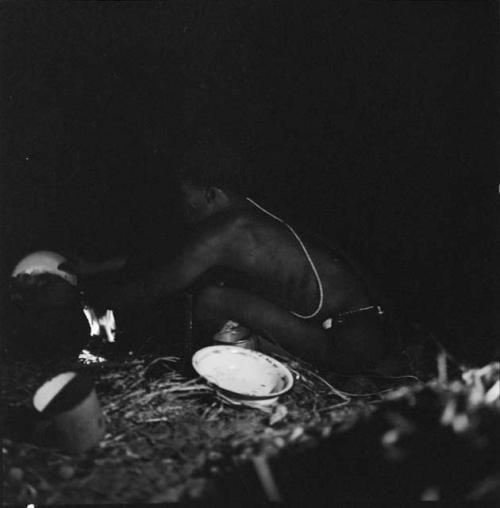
[437, 351, 448, 384]
[318, 400, 351, 412]
[304, 369, 351, 401]
[162, 385, 211, 394]
[252, 455, 283, 502]
[202, 402, 218, 419]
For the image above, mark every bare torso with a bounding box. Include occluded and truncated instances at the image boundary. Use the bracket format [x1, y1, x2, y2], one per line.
[93, 202, 390, 371]
[194, 206, 372, 323]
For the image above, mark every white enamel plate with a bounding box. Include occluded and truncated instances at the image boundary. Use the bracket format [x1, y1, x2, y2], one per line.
[192, 346, 294, 403]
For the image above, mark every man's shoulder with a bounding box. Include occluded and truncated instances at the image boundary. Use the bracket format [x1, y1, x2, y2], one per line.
[204, 207, 259, 231]
[179, 210, 259, 262]
[191, 208, 254, 242]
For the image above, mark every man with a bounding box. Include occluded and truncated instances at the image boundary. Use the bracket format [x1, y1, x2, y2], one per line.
[71, 146, 398, 374]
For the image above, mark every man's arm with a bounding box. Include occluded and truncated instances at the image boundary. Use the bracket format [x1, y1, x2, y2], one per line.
[59, 255, 127, 276]
[89, 218, 238, 309]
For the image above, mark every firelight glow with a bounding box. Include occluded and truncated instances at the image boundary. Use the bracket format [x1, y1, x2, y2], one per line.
[78, 349, 107, 365]
[82, 307, 116, 342]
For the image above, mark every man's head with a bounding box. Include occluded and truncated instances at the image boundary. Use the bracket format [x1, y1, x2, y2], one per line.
[177, 140, 252, 223]
[180, 181, 235, 223]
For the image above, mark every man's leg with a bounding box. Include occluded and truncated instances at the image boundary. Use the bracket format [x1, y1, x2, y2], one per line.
[194, 285, 386, 372]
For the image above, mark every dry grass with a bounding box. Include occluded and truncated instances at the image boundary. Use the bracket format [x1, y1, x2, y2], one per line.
[2, 350, 372, 504]
[2, 343, 498, 504]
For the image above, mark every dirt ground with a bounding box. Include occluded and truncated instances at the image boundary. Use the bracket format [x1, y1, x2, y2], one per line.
[1, 341, 366, 504]
[2, 333, 499, 505]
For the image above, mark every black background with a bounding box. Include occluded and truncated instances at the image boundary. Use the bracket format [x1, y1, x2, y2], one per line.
[1, 0, 498, 359]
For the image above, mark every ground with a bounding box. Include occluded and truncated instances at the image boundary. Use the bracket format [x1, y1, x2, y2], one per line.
[2, 330, 499, 504]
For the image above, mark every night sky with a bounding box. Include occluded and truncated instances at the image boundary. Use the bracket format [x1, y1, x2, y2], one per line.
[1, 1, 498, 359]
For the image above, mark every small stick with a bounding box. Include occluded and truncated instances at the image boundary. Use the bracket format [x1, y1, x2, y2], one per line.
[318, 400, 351, 412]
[162, 385, 211, 393]
[305, 369, 351, 401]
[437, 351, 448, 384]
[252, 455, 283, 502]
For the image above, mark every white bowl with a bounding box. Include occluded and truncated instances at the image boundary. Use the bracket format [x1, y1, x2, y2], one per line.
[192, 346, 294, 402]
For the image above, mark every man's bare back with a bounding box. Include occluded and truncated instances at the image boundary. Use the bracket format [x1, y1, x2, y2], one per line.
[87, 185, 391, 373]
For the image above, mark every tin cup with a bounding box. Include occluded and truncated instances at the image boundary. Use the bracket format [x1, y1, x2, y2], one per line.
[213, 325, 258, 350]
[33, 372, 105, 455]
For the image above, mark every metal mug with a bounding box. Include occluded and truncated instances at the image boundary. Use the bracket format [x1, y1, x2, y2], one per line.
[213, 325, 258, 350]
[33, 371, 105, 455]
